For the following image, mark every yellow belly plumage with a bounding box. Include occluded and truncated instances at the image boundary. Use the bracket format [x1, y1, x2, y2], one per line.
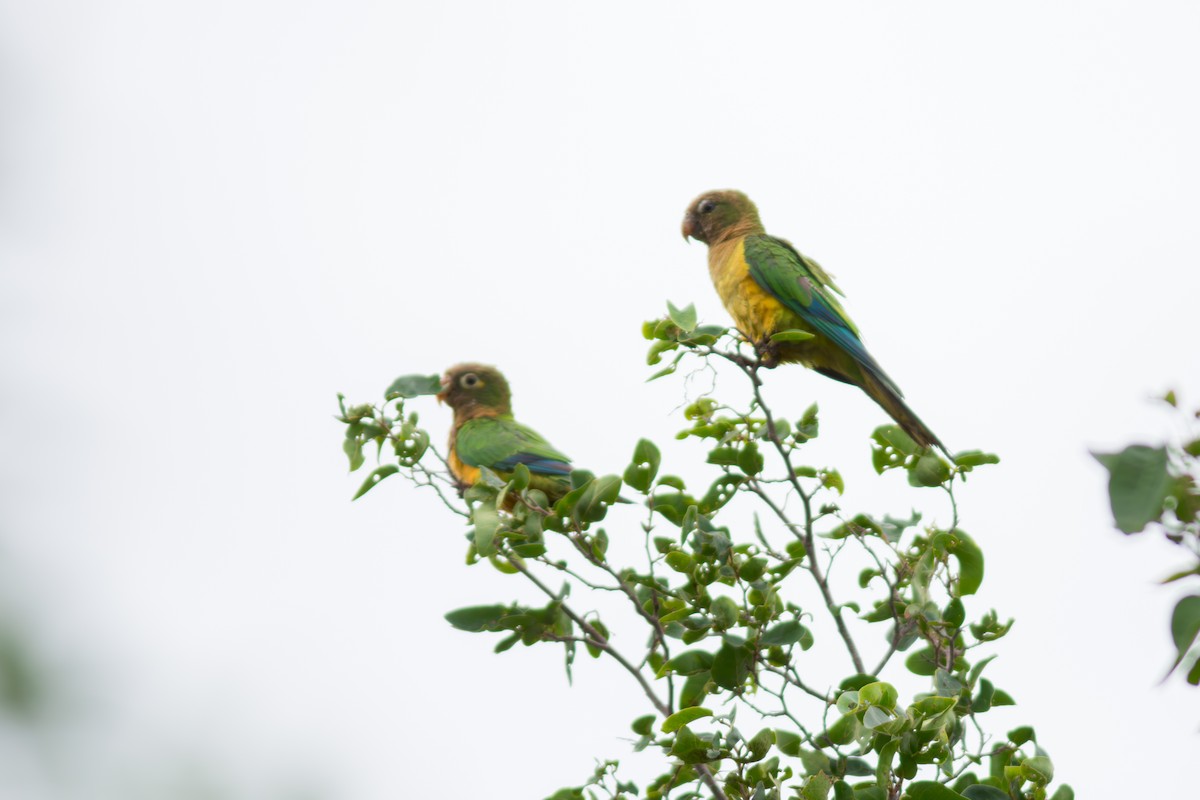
[713, 237, 829, 341]
[708, 239, 784, 339]
[447, 443, 481, 487]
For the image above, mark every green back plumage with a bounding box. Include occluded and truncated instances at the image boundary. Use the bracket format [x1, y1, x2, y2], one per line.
[743, 234, 904, 399]
[455, 416, 572, 471]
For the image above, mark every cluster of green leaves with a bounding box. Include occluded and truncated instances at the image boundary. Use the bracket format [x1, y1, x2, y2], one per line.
[1093, 390, 1200, 686]
[337, 374, 439, 500]
[334, 305, 1071, 800]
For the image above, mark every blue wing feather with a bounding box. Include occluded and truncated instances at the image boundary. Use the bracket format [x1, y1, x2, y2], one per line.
[493, 453, 573, 476]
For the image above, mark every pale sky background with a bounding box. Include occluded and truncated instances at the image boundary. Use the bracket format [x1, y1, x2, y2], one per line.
[1, 2, 1198, 798]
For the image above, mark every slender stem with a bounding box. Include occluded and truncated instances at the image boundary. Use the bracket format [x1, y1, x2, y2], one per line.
[746, 480, 867, 675]
[534, 556, 624, 592]
[715, 349, 868, 676]
[410, 463, 470, 517]
[566, 532, 678, 706]
[859, 539, 906, 676]
[503, 552, 728, 800]
[505, 552, 670, 716]
[568, 533, 672, 642]
[762, 664, 832, 704]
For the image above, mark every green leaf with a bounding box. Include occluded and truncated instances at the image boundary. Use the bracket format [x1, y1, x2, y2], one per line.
[352, 464, 399, 499]
[544, 788, 585, 800]
[905, 782, 967, 800]
[1007, 725, 1035, 746]
[905, 647, 939, 676]
[1188, 656, 1200, 685]
[664, 551, 694, 573]
[912, 696, 956, 716]
[667, 301, 698, 332]
[951, 450, 1001, 469]
[858, 681, 898, 710]
[961, 787, 1008, 800]
[712, 641, 753, 689]
[844, 759, 873, 777]
[660, 650, 715, 677]
[508, 462, 531, 492]
[801, 772, 833, 800]
[662, 706, 713, 733]
[1092, 445, 1170, 533]
[623, 438, 662, 493]
[680, 504, 699, 542]
[1048, 787, 1075, 800]
[585, 620, 608, 658]
[739, 557, 767, 582]
[668, 724, 711, 764]
[445, 604, 512, 632]
[823, 713, 859, 746]
[770, 329, 816, 343]
[912, 453, 951, 487]
[631, 714, 655, 735]
[838, 674, 879, 691]
[706, 447, 741, 466]
[874, 740, 897, 788]
[863, 706, 891, 730]
[745, 728, 774, 762]
[488, 554, 519, 574]
[646, 361, 681, 382]
[1170, 595, 1200, 669]
[700, 474, 744, 514]
[711, 596, 740, 630]
[738, 443, 764, 476]
[1021, 756, 1054, 783]
[762, 620, 807, 647]
[972, 678, 994, 712]
[774, 729, 801, 757]
[871, 425, 919, 474]
[343, 436, 366, 472]
[384, 373, 441, 399]
[472, 504, 502, 556]
[572, 475, 624, 523]
[649, 491, 698, 526]
[679, 672, 710, 708]
[946, 530, 984, 597]
[392, 427, 430, 466]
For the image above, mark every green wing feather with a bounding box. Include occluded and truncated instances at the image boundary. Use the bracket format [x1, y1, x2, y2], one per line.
[456, 417, 572, 475]
[744, 235, 904, 398]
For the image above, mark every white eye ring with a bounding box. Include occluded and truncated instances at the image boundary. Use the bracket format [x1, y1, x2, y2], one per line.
[460, 373, 480, 388]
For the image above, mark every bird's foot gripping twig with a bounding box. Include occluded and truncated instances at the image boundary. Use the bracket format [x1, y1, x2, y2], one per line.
[754, 339, 781, 369]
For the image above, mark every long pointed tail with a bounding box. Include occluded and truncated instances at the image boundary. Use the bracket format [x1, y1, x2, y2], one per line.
[859, 372, 948, 455]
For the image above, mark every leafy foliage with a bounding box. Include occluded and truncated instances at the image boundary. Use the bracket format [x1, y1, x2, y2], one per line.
[1093, 391, 1200, 686]
[336, 305, 1069, 800]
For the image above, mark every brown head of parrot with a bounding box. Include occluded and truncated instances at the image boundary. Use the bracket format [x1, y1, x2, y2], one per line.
[682, 189, 764, 245]
[438, 363, 513, 421]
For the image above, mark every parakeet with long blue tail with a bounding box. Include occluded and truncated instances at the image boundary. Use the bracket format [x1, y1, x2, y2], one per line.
[438, 363, 574, 500]
[682, 189, 945, 452]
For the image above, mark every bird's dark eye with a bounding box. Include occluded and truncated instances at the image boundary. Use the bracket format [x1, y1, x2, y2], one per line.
[460, 373, 480, 388]
[699, 199, 716, 214]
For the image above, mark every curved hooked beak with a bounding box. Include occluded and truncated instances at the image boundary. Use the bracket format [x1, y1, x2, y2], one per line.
[681, 213, 698, 242]
[435, 375, 450, 404]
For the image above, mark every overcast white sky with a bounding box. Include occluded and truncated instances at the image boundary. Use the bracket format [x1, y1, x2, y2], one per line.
[2, 2, 1198, 798]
